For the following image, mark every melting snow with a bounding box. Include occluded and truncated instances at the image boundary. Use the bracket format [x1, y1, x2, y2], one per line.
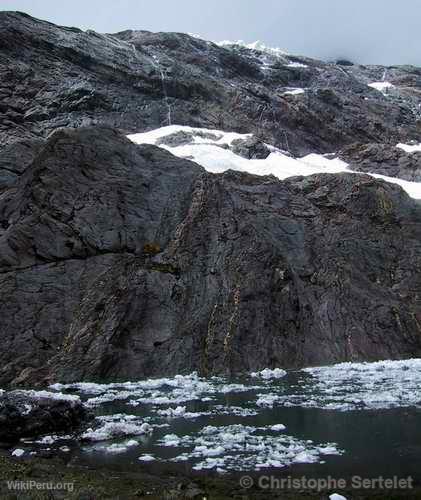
[128, 125, 421, 199]
[397, 142, 421, 153]
[216, 39, 287, 58]
[368, 81, 394, 94]
[287, 62, 308, 68]
[283, 88, 305, 96]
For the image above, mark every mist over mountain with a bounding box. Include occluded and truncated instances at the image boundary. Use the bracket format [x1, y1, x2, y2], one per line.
[1, 0, 420, 66]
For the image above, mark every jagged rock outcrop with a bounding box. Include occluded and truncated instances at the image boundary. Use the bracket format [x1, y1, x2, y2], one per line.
[340, 142, 421, 181]
[0, 390, 90, 444]
[1, 11, 421, 159]
[1, 127, 421, 386]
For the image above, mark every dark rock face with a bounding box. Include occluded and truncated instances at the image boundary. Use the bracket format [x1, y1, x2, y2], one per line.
[1, 11, 421, 157]
[340, 142, 421, 181]
[1, 12, 421, 387]
[1, 127, 421, 385]
[0, 390, 90, 443]
[231, 136, 271, 159]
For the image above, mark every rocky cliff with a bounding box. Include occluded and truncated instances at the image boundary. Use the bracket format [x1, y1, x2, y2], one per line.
[1, 12, 421, 386]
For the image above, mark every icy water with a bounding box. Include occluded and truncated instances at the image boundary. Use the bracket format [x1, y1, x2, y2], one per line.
[13, 360, 421, 482]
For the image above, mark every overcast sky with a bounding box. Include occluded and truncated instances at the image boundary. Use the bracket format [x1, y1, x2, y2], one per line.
[2, 0, 420, 66]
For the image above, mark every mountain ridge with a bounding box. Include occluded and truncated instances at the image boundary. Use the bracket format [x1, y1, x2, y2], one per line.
[1, 13, 421, 386]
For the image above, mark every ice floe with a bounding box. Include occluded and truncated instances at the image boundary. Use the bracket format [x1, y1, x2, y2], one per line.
[159, 424, 342, 472]
[251, 368, 287, 380]
[11, 449, 25, 457]
[33, 359, 421, 472]
[82, 416, 152, 442]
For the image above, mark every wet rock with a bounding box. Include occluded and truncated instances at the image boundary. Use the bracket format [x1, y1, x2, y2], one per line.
[340, 142, 421, 182]
[231, 136, 271, 159]
[0, 390, 91, 444]
[0, 11, 420, 157]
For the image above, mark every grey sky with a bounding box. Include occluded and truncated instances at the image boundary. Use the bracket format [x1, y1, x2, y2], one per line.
[2, 0, 420, 66]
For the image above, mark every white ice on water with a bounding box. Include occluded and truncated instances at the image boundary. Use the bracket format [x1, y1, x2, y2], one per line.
[128, 125, 421, 199]
[251, 368, 287, 379]
[5, 359, 421, 471]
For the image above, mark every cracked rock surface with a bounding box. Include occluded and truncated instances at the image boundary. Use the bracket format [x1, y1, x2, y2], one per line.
[1, 127, 421, 386]
[1, 11, 421, 159]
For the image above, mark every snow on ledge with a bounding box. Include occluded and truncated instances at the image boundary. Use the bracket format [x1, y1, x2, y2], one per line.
[397, 142, 421, 153]
[128, 125, 421, 199]
[216, 39, 288, 57]
[368, 81, 394, 94]
[283, 88, 305, 96]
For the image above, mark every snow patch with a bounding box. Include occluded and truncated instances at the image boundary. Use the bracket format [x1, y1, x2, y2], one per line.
[283, 88, 305, 96]
[368, 81, 394, 94]
[216, 40, 287, 58]
[128, 125, 421, 199]
[287, 62, 308, 68]
[397, 142, 421, 153]
[11, 449, 25, 457]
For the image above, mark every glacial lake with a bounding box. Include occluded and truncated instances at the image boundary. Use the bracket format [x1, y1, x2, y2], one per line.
[12, 360, 421, 485]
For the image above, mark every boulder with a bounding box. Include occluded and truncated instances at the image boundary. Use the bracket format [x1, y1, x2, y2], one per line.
[0, 390, 91, 444]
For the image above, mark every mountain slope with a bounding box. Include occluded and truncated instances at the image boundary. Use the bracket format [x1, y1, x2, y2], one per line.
[1, 11, 421, 157]
[1, 127, 421, 385]
[1, 13, 421, 386]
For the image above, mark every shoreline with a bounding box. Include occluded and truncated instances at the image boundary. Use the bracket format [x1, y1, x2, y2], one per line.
[1, 452, 421, 499]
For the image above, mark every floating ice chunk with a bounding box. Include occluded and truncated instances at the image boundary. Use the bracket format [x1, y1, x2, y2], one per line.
[11, 449, 25, 457]
[293, 451, 319, 463]
[256, 394, 280, 408]
[251, 368, 287, 379]
[105, 443, 130, 454]
[36, 435, 56, 445]
[82, 421, 152, 441]
[270, 424, 286, 431]
[138, 454, 156, 461]
[160, 434, 181, 447]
